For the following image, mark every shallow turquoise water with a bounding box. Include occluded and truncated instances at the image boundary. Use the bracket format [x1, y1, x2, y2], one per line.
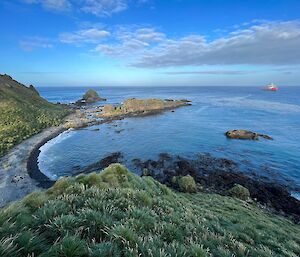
[38, 86, 300, 188]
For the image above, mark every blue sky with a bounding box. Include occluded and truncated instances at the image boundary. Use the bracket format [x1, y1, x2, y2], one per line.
[0, 0, 300, 87]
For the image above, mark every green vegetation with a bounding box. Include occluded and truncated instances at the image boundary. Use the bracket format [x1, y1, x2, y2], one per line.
[228, 184, 250, 200]
[101, 98, 189, 117]
[173, 175, 197, 193]
[0, 164, 299, 257]
[0, 75, 71, 156]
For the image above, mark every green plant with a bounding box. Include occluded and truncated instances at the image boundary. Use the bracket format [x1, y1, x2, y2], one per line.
[0, 75, 71, 157]
[228, 184, 250, 200]
[0, 164, 299, 257]
[177, 175, 197, 193]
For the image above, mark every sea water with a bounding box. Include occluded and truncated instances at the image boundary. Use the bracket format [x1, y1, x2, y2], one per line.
[37, 86, 300, 189]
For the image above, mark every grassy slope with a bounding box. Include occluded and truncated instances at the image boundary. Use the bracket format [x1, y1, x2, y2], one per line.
[0, 164, 299, 257]
[0, 75, 71, 156]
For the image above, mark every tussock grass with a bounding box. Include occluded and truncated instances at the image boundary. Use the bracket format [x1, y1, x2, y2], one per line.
[0, 164, 299, 256]
[0, 75, 70, 156]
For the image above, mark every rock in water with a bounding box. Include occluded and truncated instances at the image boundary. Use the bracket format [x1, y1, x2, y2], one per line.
[76, 89, 106, 105]
[83, 89, 100, 103]
[225, 130, 273, 140]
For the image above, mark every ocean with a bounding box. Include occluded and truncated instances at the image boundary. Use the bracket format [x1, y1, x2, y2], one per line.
[37, 86, 300, 191]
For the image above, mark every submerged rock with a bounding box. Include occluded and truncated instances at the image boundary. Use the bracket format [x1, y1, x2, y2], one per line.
[225, 130, 273, 140]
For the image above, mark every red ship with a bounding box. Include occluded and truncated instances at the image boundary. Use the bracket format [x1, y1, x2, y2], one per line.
[264, 83, 278, 91]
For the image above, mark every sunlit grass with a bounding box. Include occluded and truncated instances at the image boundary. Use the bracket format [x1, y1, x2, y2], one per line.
[0, 164, 299, 256]
[0, 81, 70, 156]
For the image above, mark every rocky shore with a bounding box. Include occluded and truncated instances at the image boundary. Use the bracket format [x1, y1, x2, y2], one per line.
[2, 90, 299, 223]
[131, 153, 300, 222]
[54, 149, 300, 222]
[0, 98, 191, 207]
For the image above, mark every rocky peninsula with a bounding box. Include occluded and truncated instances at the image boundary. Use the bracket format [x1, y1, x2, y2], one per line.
[99, 98, 192, 118]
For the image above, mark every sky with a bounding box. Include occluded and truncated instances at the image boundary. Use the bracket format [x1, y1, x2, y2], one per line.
[0, 0, 300, 87]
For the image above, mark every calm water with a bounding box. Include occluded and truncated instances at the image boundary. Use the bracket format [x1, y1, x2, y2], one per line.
[37, 86, 300, 189]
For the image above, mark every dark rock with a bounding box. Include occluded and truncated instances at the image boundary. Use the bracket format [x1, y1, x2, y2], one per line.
[28, 85, 40, 96]
[131, 153, 300, 222]
[77, 152, 123, 174]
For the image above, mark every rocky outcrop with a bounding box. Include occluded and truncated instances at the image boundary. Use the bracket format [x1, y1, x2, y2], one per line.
[29, 85, 40, 96]
[74, 152, 123, 175]
[100, 98, 191, 118]
[132, 153, 300, 222]
[76, 89, 106, 105]
[225, 130, 273, 140]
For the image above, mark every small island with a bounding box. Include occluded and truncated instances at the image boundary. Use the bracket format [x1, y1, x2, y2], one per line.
[75, 89, 106, 106]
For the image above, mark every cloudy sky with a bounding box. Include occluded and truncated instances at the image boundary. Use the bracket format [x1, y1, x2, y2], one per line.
[0, 0, 300, 86]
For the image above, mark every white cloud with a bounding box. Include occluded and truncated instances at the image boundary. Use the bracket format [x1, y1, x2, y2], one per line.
[80, 0, 127, 16]
[94, 27, 165, 56]
[60, 28, 110, 45]
[19, 37, 53, 51]
[163, 70, 252, 75]
[132, 20, 300, 68]
[22, 0, 147, 16]
[22, 0, 71, 11]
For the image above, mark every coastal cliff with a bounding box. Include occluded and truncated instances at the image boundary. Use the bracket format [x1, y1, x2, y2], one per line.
[0, 74, 71, 156]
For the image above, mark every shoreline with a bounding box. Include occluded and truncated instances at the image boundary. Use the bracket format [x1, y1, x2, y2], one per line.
[26, 104, 192, 184]
[0, 125, 67, 207]
[0, 101, 191, 207]
[3, 98, 299, 221]
[27, 127, 66, 188]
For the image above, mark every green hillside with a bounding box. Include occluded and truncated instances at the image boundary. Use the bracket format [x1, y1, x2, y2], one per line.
[0, 74, 71, 156]
[0, 164, 299, 257]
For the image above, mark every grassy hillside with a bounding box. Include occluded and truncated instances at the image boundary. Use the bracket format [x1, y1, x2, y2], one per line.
[0, 164, 299, 257]
[0, 74, 71, 156]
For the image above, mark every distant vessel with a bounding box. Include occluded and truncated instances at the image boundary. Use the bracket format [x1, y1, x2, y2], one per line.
[264, 83, 278, 91]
